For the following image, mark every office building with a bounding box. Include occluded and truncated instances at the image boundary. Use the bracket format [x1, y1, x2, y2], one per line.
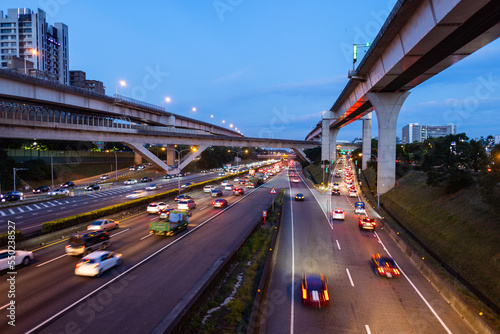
[70, 70, 105, 94]
[402, 123, 457, 144]
[0, 8, 69, 84]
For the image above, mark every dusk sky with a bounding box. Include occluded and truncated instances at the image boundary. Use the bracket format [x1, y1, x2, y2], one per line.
[4, 0, 500, 141]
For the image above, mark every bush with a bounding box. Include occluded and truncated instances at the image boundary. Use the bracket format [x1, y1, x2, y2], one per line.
[0, 230, 25, 247]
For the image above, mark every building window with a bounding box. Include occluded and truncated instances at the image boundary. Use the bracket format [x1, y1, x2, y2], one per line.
[1, 29, 15, 33]
[1, 23, 15, 27]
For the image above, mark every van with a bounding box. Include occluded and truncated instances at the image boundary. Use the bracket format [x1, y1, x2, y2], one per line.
[65, 230, 110, 256]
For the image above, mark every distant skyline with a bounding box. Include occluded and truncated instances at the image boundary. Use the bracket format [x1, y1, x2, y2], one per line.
[2, 1, 499, 142]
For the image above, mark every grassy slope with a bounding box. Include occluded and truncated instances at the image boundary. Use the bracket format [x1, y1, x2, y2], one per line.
[381, 172, 500, 307]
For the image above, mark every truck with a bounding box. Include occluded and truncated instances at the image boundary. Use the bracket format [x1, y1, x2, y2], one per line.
[149, 210, 189, 236]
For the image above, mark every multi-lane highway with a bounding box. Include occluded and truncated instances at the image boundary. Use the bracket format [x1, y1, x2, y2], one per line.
[259, 160, 476, 334]
[0, 168, 285, 333]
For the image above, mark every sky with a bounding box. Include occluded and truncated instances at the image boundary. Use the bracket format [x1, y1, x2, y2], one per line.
[3, 0, 500, 142]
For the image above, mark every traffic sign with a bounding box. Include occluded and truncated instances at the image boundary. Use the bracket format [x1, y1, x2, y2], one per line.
[270, 187, 277, 194]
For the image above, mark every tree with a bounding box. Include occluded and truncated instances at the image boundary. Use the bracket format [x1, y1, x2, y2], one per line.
[304, 146, 321, 164]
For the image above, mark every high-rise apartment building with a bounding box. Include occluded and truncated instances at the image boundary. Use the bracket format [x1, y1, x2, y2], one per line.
[402, 123, 457, 144]
[0, 8, 69, 84]
[70, 70, 105, 94]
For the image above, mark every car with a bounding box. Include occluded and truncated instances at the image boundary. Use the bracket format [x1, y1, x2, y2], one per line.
[211, 189, 223, 197]
[332, 183, 340, 190]
[349, 190, 357, 197]
[372, 254, 400, 278]
[221, 180, 230, 186]
[163, 174, 173, 179]
[331, 208, 345, 220]
[87, 219, 119, 231]
[129, 166, 136, 171]
[126, 190, 147, 199]
[359, 217, 377, 231]
[147, 203, 161, 214]
[174, 194, 192, 201]
[334, 172, 341, 178]
[232, 187, 244, 196]
[203, 185, 214, 193]
[292, 177, 300, 183]
[354, 202, 366, 214]
[65, 230, 110, 256]
[61, 181, 75, 188]
[295, 193, 304, 201]
[219, 172, 226, 176]
[181, 182, 192, 188]
[137, 164, 145, 170]
[157, 202, 169, 210]
[1, 191, 24, 202]
[331, 189, 341, 196]
[177, 199, 196, 210]
[141, 176, 153, 183]
[85, 184, 100, 191]
[225, 184, 234, 191]
[233, 177, 240, 182]
[0, 249, 33, 270]
[246, 182, 255, 189]
[301, 273, 329, 307]
[124, 179, 137, 185]
[75, 251, 122, 277]
[48, 188, 69, 196]
[33, 186, 50, 194]
[213, 198, 228, 208]
[100, 174, 110, 180]
[146, 183, 162, 191]
[158, 208, 172, 219]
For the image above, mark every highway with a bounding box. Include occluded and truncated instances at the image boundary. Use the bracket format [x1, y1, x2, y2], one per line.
[0, 168, 285, 333]
[0, 170, 229, 235]
[259, 161, 476, 334]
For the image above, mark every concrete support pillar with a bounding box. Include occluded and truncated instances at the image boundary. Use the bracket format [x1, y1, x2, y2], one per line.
[321, 118, 331, 162]
[329, 128, 339, 163]
[361, 113, 372, 170]
[134, 151, 142, 165]
[367, 92, 410, 195]
[178, 145, 209, 171]
[166, 144, 175, 165]
[291, 147, 311, 163]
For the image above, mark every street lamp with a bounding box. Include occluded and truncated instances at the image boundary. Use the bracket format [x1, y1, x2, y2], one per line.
[51, 151, 64, 187]
[24, 49, 37, 75]
[164, 147, 197, 194]
[162, 97, 171, 108]
[115, 80, 126, 96]
[13, 168, 27, 191]
[190, 107, 196, 118]
[227, 149, 248, 170]
[106, 150, 118, 181]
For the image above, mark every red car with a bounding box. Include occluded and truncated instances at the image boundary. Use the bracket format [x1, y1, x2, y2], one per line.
[301, 273, 329, 307]
[232, 187, 245, 196]
[372, 254, 400, 278]
[359, 217, 377, 231]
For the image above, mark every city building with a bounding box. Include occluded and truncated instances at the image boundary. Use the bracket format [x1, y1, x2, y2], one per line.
[402, 123, 457, 144]
[495, 135, 500, 145]
[70, 70, 105, 94]
[0, 8, 69, 84]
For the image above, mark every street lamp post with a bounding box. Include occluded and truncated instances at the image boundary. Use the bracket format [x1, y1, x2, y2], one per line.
[164, 147, 197, 194]
[106, 150, 118, 181]
[13, 168, 27, 191]
[228, 149, 248, 170]
[51, 151, 64, 187]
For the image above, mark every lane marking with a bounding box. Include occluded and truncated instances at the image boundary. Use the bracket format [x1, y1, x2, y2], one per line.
[140, 233, 153, 240]
[110, 228, 129, 237]
[8, 209, 15, 214]
[18, 207, 25, 213]
[336, 239, 341, 250]
[365, 325, 371, 334]
[47, 210, 53, 212]
[33, 204, 41, 209]
[47, 202, 57, 207]
[346, 268, 355, 287]
[0, 211, 6, 217]
[17, 216, 23, 218]
[26, 206, 33, 211]
[297, 173, 332, 229]
[200, 206, 208, 211]
[289, 174, 295, 334]
[374, 232, 452, 334]
[36, 254, 68, 267]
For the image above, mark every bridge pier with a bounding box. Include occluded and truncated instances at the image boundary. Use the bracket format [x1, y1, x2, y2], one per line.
[134, 152, 142, 165]
[321, 112, 339, 165]
[361, 113, 372, 171]
[166, 144, 175, 165]
[367, 92, 410, 195]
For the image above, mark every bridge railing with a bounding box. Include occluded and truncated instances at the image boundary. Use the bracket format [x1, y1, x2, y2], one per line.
[114, 94, 166, 113]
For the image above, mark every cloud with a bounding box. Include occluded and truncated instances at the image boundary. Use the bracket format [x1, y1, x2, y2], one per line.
[211, 70, 246, 84]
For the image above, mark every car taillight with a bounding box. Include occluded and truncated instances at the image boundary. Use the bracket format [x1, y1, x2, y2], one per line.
[212, 202, 215, 205]
[393, 269, 400, 275]
[323, 289, 329, 301]
[302, 287, 307, 300]
[65, 245, 69, 249]
[377, 267, 385, 274]
[76, 262, 83, 268]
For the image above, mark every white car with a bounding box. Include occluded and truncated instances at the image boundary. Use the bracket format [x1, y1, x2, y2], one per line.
[48, 188, 69, 196]
[0, 249, 34, 270]
[146, 183, 162, 191]
[204, 185, 214, 193]
[87, 219, 119, 231]
[100, 174, 110, 180]
[349, 190, 358, 197]
[233, 177, 240, 182]
[177, 199, 196, 210]
[126, 190, 147, 199]
[221, 180, 230, 186]
[292, 177, 300, 183]
[225, 184, 234, 191]
[75, 251, 122, 277]
[331, 208, 345, 220]
[124, 179, 138, 185]
[147, 203, 161, 214]
[157, 202, 169, 210]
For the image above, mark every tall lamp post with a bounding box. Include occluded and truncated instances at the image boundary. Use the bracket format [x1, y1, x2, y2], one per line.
[13, 168, 27, 191]
[106, 150, 118, 181]
[227, 149, 248, 170]
[51, 151, 64, 187]
[164, 147, 197, 194]
[358, 152, 380, 209]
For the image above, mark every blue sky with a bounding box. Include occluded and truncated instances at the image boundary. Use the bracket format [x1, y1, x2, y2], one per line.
[3, 0, 500, 141]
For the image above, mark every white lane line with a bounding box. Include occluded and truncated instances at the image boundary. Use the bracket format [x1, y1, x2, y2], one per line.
[18, 207, 25, 213]
[25, 206, 33, 211]
[365, 325, 371, 334]
[346, 268, 355, 287]
[64, 200, 70, 203]
[33, 204, 41, 209]
[53, 200, 63, 204]
[32, 213, 38, 216]
[140, 233, 153, 240]
[298, 173, 332, 230]
[36, 254, 68, 267]
[289, 175, 295, 334]
[0, 211, 5, 217]
[199, 206, 208, 211]
[336, 239, 341, 250]
[17, 216, 23, 218]
[110, 228, 129, 237]
[39, 203, 49, 208]
[47, 202, 57, 207]
[0, 302, 11, 310]
[47, 210, 53, 212]
[374, 232, 453, 334]
[8, 209, 15, 214]
[60, 207, 66, 209]
[72, 204, 78, 207]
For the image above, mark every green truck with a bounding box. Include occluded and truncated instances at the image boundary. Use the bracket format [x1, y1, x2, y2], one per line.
[149, 210, 189, 236]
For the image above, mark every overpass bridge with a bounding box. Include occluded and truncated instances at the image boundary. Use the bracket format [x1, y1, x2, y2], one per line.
[306, 0, 500, 194]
